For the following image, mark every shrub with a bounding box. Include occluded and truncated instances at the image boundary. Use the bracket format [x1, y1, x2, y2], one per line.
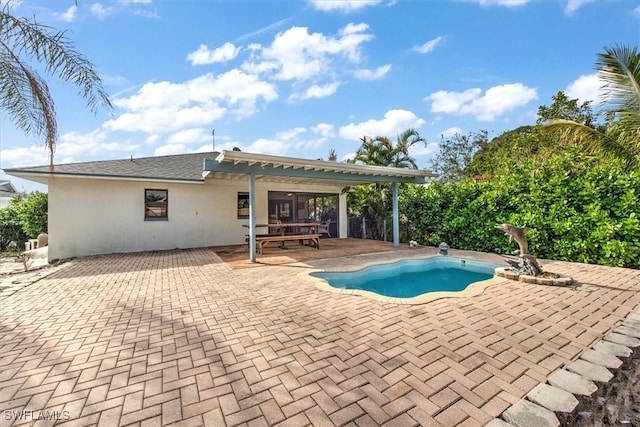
[0, 191, 48, 252]
[17, 191, 48, 238]
[399, 153, 640, 268]
[0, 194, 27, 252]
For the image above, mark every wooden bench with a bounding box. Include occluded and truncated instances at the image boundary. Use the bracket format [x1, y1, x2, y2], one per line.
[245, 233, 272, 243]
[255, 234, 320, 254]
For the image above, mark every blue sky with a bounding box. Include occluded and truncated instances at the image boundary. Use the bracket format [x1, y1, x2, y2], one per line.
[1, 0, 639, 192]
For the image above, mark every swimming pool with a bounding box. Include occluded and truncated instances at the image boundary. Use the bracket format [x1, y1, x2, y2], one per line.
[310, 257, 497, 298]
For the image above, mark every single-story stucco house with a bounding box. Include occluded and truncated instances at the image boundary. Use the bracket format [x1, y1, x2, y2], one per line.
[4, 150, 435, 262]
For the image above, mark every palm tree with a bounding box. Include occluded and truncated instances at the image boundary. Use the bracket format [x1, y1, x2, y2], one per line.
[349, 129, 425, 240]
[0, 6, 112, 168]
[389, 128, 424, 168]
[544, 44, 640, 169]
[352, 128, 424, 168]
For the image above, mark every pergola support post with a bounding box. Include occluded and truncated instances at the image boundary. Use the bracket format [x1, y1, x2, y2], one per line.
[392, 182, 399, 248]
[248, 173, 257, 262]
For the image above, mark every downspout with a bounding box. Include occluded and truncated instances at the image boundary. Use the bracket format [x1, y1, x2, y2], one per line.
[392, 181, 399, 247]
[249, 173, 257, 262]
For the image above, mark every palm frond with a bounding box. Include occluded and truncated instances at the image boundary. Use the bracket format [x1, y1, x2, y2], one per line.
[398, 128, 425, 147]
[0, 48, 56, 166]
[596, 45, 640, 115]
[546, 119, 638, 168]
[0, 8, 112, 167]
[0, 11, 112, 113]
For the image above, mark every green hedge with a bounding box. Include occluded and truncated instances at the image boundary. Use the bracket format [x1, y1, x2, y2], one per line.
[400, 154, 640, 268]
[0, 191, 48, 252]
[0, 197, 27, 252]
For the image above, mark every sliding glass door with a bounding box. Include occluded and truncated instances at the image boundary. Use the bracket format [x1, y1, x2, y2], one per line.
[267, 191, 338, 237]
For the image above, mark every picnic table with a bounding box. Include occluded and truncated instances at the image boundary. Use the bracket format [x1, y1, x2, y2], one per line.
[243, 222, 322, 254]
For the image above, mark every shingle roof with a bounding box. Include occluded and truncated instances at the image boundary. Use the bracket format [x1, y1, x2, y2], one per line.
[0, 181, 17, 194]
[4, 152, 219, 182]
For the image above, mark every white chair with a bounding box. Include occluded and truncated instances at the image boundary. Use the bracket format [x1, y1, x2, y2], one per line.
[317, 220, 331, 237]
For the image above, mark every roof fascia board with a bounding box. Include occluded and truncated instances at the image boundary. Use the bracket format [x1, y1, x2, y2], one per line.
[215, 150, 436, 179]
[204, 159, 429, 184]
[4, 170, 204, 185]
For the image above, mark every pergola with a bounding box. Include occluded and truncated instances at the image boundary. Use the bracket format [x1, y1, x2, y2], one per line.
[204, 150, 437, 262]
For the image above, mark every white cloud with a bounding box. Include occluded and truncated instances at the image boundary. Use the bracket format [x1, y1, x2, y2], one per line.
[353, 64, 391, 80]
[132, 8, 159, 18]
[339, 109, 426, 140]
[105, 105, 225, 134]
[342, 152, 356, 162]
[309, 0, 383, 13]
[113, 81, 190, 110]
[440, 127, 465, 138]
[0, 146, 49, 168]
[413, 36, 443, 54]
[54, 5, 77, 22]
[166, 128, 211, 145]
[409, 142, 439, 157]
[426, 88, 481, 113]
[154, 144, 188, 156]
[88, 1, 156, 19]
[187, 42, 242, 66]
[244, 138, 290, 156]
[90, 3, 111, 19]
[146, 134, 160, 145]
[565, 0, 594, 14]
[55, 130, 142, 159]
[311, 123, 335, 138]
[566, 73, 602, 104]
[288, 82, 340, 102]
[241, 126, 331, 155]
[470, 0, 530, 6]
[276, 127, 307, 141]
[634, 6, 640, 17]
[426, 83, 538, 121]
[243, 23, 373, 82]
[106, 70, 277, 133]
[1, 129, 144, 168]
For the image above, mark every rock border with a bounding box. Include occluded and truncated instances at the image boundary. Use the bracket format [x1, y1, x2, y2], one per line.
[494, 267, 573, 286]
[0, 260, 72, 298]
[485, 310, 640, 427]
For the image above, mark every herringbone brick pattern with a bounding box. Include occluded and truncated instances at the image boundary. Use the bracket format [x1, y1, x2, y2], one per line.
[1, 248, 639, 426]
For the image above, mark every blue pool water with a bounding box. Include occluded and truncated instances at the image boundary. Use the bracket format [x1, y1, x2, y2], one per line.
[311, 257, 497, 298]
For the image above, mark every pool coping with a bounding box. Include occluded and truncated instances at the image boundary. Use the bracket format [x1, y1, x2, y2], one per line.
[301, 252, 510, 305]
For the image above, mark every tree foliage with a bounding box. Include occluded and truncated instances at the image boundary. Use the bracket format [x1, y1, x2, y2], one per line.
[0, 193, 27, 252]
[468, 89, 615, 178]
[537, 91, 599, 128]
[348, 129, 425, 239]
[351, 129, 424, 168]
[0, 5, 112, 167]
[400, 152, 639, 268]
[0, 191, 48, 252]
[544, 45, 640, 169]
[17, 191, 48, 238]
[429, 130, 488, 182]
[344, 46, 640, 269]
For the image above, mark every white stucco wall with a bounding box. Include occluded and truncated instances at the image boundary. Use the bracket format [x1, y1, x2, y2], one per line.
[47, 176, 347, 260]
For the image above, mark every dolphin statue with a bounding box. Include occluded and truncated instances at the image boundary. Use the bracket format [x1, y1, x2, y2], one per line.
[495, 223, 530, 256]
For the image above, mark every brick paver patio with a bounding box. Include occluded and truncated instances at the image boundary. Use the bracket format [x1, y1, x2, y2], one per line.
[1, 247, 639, 426]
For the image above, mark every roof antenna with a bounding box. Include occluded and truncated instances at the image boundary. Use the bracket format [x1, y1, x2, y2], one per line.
[212, 129, 215, 151]
[130, 155, 133, 161]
